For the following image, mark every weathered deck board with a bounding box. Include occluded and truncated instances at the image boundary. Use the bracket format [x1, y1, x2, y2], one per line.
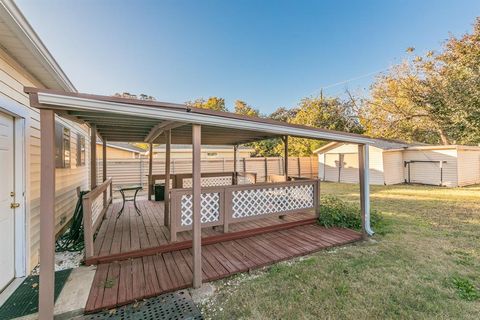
[85, 223, 362, 313]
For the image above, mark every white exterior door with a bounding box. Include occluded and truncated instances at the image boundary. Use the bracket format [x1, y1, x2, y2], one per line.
[0, 112, 15, 291]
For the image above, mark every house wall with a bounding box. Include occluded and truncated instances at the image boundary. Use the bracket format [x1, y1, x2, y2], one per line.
[403, 148, 458, 187]
[0, 47, 90, 272]
[382, 151, 405, 185]
[456, 148, 480, 186]
[96, 145, 138, 159]
[317, 144, 385, 185]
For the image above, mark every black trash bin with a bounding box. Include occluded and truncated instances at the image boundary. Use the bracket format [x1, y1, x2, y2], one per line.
[154, 183, 165, 201]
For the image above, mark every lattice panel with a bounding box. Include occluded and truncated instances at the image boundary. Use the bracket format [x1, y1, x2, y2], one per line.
[237, 175, 255, 185]
[180, 192, 221, 226]
[182, 176, 233, 188]
[232, 184, 314, 218]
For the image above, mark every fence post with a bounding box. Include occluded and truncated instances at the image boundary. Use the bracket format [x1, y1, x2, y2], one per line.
[264, 157, 268, 182]
[298, 157, 301, 177]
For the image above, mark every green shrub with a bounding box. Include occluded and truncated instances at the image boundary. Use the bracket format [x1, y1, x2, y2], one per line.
[318, 195, 382, 230]
[450, 276, 480, 301]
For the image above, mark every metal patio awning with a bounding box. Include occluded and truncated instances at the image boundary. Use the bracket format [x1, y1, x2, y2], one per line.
[25, 87, 374, 146]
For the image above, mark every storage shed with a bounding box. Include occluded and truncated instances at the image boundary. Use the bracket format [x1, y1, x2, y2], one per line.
[315, 139, 480, 187]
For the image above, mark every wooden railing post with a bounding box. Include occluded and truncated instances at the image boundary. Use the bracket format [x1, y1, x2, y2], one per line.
[224, 188, 232, 233]
[169, 191, 178, 242]
[314, 179, 321, 218]
[83, 196, 94, 259]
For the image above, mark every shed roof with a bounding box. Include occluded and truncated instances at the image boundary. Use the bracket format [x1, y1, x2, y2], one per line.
[314, 138, 426, 153]
[26, 87, 375, 146]
[96, 141, 145, 153]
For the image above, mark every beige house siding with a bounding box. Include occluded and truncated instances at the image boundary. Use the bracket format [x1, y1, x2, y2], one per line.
[457, 149, 480, 186]
[0, 47, 90, 271]
[383, 151, 404, 185]
[403, 149, 458, 187]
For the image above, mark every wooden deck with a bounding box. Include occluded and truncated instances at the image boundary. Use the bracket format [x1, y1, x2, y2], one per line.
[85, 200, 362, 313]
[92, 199, 317, 260]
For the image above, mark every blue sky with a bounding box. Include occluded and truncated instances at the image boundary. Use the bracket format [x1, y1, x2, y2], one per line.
[16, 0, 480, 114]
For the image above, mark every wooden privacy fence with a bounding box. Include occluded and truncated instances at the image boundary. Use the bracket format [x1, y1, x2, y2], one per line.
[97, 156, 318, 188]
[169, 179, 320, 241]
[82, 178, 113, 258]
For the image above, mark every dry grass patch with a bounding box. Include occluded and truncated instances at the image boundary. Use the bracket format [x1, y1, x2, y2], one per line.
[199, 183, 480, 319]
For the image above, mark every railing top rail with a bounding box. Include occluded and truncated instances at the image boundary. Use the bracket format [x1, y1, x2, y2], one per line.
[170, 185, 227, 195]
[170, 178, 319, 194]
[226, 178, 319, 191]
[83, 177, 113, 200]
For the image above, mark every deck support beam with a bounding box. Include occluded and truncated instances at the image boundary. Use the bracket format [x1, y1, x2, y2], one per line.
[90, 124, 97, 189]
[192, 124, 202, 288]
[148, 143, 153, 200]
[164, 130, 171, 226]
[283, 136, 288, 180]
[358, 144, 374, 238]
[39, 109, 56, 320]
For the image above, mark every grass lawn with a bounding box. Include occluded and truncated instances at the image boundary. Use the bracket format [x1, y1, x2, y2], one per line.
[199, 183, 480, 319]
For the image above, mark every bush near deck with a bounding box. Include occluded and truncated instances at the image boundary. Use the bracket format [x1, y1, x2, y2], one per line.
[200, 183, 480, 320]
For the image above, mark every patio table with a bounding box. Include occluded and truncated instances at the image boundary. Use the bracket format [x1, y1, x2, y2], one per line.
[116, 186, 143, 218]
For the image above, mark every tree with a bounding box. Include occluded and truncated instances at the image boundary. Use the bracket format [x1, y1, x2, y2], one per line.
[278, 96, 364, 156]
[186, 97, 227, 112]
[113, 92, 156, 101]
[269, 107, 298, 122]
[234, 100, 260, 117]
[362, 18, 480, 145]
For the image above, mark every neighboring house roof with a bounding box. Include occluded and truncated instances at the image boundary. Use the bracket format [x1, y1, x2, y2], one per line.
[314, 138, 427, 153]
[0, 0, 75, 91]
[96, 141, 144, 154]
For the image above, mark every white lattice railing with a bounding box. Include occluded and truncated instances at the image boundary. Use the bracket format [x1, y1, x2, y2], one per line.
[82, 178, 113, 258]
[231, 184, 314, 219]
[182, 176, 233, 188]
[169, 179, 319, 241]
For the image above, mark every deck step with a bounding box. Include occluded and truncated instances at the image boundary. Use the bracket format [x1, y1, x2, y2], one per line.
[85, 218, 317, 265]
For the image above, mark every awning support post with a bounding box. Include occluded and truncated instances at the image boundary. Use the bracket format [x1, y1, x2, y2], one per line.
[233, 145, 238, 185]
[192, 124, 202, 288]
[358, 144, 374, 238]
[102, 139, 107, 207]
[39, 109, 56, 320]
[164, 130, 171, 226]
[283, 136, 288, 180]
[148, 143, 153, 200]
[90, 124, 97, 189]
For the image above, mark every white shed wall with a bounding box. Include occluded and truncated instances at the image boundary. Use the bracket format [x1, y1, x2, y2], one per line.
[457, 149, 480, 186]
[403, 149, 458, 187]
[382, 151, 404, 185]
[318, 144, 385, 185]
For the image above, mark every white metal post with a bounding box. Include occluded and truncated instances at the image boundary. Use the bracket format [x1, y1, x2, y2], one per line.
[358, 144, 374, 237]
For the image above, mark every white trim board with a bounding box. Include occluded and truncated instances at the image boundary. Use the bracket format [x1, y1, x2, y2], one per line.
[0, 96, 28, 278]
